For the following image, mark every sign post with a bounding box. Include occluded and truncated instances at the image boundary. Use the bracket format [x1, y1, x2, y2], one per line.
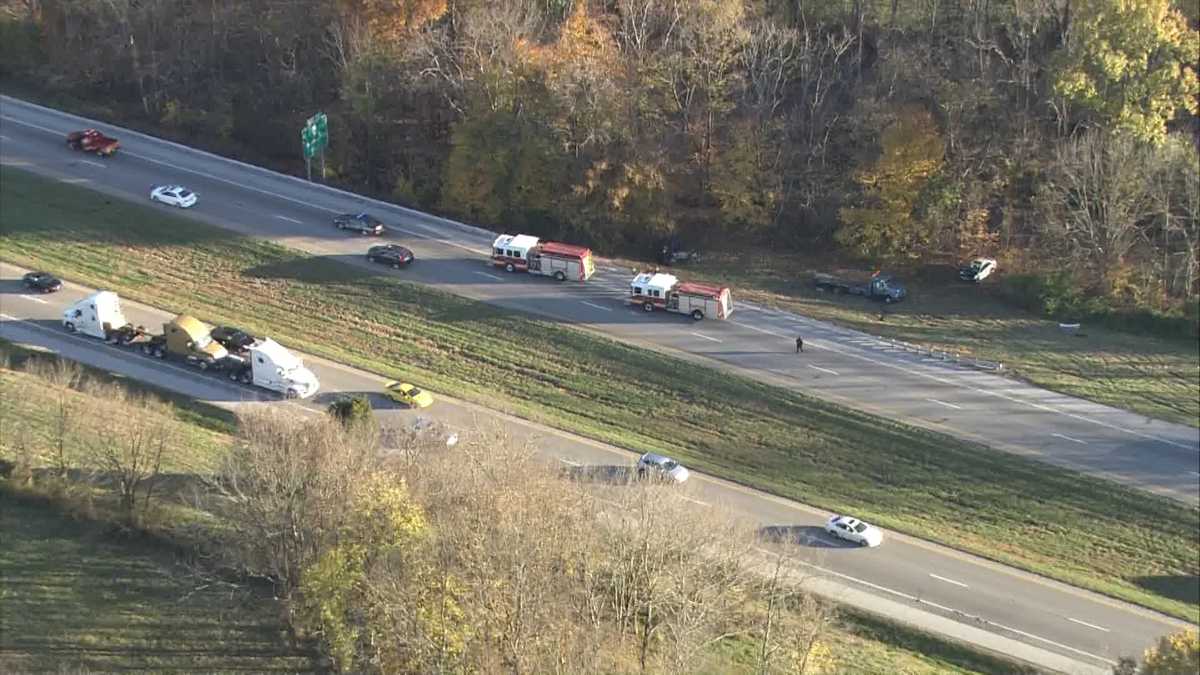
[300, 112, 329, 182]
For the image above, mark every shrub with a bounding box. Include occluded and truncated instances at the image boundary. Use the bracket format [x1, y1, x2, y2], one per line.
[327, 395, 373, 428]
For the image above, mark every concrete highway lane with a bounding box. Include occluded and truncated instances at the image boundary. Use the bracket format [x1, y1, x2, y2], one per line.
[2, 95, 1196, 504]
[0, 265, 1189, 674]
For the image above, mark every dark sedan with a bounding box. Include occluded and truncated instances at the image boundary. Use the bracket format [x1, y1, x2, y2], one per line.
[367, 244, 415, 268]
[210, 326, 257, 353]
[333, 212, 385, 235]
[22, 271, 63, 293]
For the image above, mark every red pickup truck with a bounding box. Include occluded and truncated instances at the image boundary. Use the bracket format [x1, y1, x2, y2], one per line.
[66, 129, 120, 157]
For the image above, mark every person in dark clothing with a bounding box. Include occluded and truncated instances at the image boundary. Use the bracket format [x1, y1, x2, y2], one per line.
[795, 336, 804, 353]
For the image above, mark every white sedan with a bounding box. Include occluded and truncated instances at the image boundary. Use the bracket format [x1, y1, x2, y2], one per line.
[150, 184, 198, 208]
[824, 515, 883, 547]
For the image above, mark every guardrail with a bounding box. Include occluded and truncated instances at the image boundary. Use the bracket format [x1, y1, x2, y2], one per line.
[881, 338, 1005, 373]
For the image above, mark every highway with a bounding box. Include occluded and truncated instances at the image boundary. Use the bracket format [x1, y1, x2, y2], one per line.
[0, 264, 1189, 675]
[1, 95, 1196, 505]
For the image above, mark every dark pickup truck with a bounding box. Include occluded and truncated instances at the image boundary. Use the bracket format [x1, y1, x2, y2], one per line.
[813, 271, 907, 303]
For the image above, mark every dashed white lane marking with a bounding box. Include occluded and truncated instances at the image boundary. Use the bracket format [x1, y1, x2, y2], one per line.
[9, 112, 1192, 456]
[809, 364, 839, 376]
[927, 398, 963, 410]
[473, 271, 502, 281]
[679, 495, 710, 507]
[78, 159, 106, 168]
[19, 295, 48, 304]
[751, 546, 1115, 665]
[1052, 433, 1087, 445]
[0, 134, 9, 140]
[1067, 617, 1110, 633]
[557, 457, 580, 466]
[59, 177, 91, 183]
[691, 332, 721, 343]
[929, 573, 969, 588]
[274, 215, 302, 224]
[581, 301, 612, 312]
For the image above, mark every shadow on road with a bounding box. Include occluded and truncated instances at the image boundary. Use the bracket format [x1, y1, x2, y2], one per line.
[758, 525, 846, 549]
[562, 464, 635, 485]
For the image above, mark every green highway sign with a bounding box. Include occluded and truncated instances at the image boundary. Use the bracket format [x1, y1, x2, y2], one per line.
[301, 112, 328, 158]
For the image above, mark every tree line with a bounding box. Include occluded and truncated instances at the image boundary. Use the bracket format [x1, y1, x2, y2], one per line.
[1, 0, 1197, 321]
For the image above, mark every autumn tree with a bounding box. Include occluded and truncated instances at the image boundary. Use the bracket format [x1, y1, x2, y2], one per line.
[82, 382, 177, 525]
[837, 105, 945, 261]
[1133, 628, 1200, 675]
[1050, 0, 1200, 144]
[296, 472, 428, 672]
[1036, 130, 1158, 288]
[215, 409, 378, 595]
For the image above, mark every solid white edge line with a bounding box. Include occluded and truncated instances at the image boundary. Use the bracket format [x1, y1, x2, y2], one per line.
[79, 159, 106, 168]
[6, 106, 1194, 454]
[1067, 617, 1111, 633]
[690, 332, 721, 343]
[808, 364, 839, 376]
[473, 271, 502, 281]
[679, 495, 710, 507]
[1052, 432, 1088, 445]
[557, 458, 581, 466]
[274, 215, 302, 224]
[751, 546, 1116, 665]
[581, 301, 613, 312]
[929, 573, 969, 588]
[927, 398, 963, 410]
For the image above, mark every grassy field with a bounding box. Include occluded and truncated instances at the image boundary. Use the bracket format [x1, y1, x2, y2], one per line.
[621, 249, 1200, 427]
[0, 488, 315, 672]
[0, 347, 1023, 675]
[2, 166, 1197, 622]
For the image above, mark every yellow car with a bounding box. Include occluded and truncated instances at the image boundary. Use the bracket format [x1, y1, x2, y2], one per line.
[386, 381, 434, 408]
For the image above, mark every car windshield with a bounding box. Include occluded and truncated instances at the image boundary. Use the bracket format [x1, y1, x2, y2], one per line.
[660, 459, 678, 471]
[971, 260, 985, 271]
[407, 387, 423, 396]
[852, 522, 868, 533]
[179, 190, 193, 198]
[194, 334, 213, 349]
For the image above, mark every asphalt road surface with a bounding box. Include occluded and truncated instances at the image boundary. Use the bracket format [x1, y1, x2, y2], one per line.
[0, 264, 1189, 675]
[1, 95, 1196, 506]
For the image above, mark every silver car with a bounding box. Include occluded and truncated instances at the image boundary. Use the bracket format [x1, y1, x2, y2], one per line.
[636, 453, 689, 484]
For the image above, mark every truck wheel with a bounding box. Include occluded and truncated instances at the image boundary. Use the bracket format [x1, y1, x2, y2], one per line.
[505, 263, 515, 273]
[198, 359, 209, 371]
[392, 261, 401, 269]
[240, 372, 252, 384]
[153, 347, 165, 359]
[554, 271, 566, 281]
[229, 371, 239, 381]
[691, 310, 704, 321]
[643, 302, 654, 312]
[884, 296, 893, 304]
[64, 322, 76, 333]
[285, 389, 299, 400]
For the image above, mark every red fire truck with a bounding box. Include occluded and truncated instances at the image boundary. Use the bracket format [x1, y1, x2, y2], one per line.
[628, 271, 733, 321]
[491, 234, 595, 281]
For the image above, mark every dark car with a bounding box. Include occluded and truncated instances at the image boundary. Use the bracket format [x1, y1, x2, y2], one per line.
[333, 212, 385, 235]
[22, 271, 63, 293]
[210, 326, 257, 353]
[367, 244, 415, 268]
[655, 237, 701, 266]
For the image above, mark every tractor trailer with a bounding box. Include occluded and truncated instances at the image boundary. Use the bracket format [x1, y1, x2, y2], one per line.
[62, 291, 319, 399]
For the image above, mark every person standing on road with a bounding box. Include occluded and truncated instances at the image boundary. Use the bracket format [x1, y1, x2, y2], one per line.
[795, 336, 804, 353]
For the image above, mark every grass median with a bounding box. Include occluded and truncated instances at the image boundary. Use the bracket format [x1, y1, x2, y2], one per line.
[2, 165, 1197, 622]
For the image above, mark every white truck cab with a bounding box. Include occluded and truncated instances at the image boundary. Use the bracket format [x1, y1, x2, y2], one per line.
[234, 338, 320, 399]
[62, 291, 130, 339]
